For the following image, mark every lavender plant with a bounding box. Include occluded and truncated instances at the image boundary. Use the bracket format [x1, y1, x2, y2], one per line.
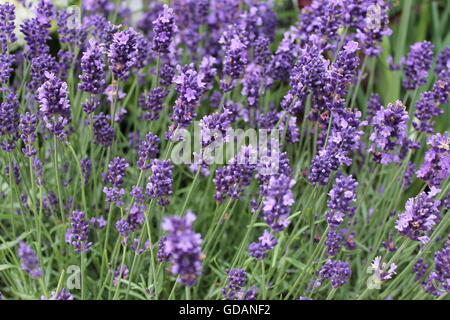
[0, 0, 449, 301]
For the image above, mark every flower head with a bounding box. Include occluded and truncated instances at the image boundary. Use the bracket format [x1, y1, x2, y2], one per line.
[371, 256, 397, 282]
[319, 259, 351, 289]
[416, 132, 450, 187]
[18, 241, 43, 279]
[402, 41, 434, 90]
[146, 159, 173, 206]
[396, 191, 440, 243]
[137, 132, 160, 170]
[108, 28, 139, 81]
[0, 90, 19, 152]
[67, 211, 92, 253]
[79, 39, 106, 94]
[161, 211, 203, 286]
[151, 4, 176, 54]
[93, 112, 114, 147]
[37, 72, 71, 139]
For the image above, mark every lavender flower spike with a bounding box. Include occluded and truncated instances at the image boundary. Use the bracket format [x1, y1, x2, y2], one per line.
[37, 72, 71, 139]
[416, 132, 450, 187]
[402, 41, 434, 90]
[108, 28, 139, 81]
[0, 90, 20, 152]
[18, 241, 43, 279]
[79, 38, 106, 94]
[151, 4, 177, 54]
[137, 132, 160, 170]
[368, 100, 409, 165]
[370, 256, 397, 282]
[67, 211, 92, 253]
[319, 260, 351, 289]
[396, 191, 440, 243]
[161, 211, 203, 286]
[146, 159, 174, 206]
[19, 112, 38, 157]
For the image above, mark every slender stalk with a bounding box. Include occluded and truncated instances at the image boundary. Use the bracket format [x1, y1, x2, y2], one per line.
[179, 169, 201, 215]
[286, 226, 330, 299]
[81, 251, 86, 300]
[7, 153, 16, 238]
[350, 56, 368, 109]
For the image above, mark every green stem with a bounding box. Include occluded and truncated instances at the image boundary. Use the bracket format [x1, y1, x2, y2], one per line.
[179, 170, 201, 215]
[81, 251, 86, 300]
[350, 56, 368, 109]
[286, 226, 329, 299]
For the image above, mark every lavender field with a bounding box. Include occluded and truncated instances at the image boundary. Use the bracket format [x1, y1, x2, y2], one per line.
[0, 0, 449, 301]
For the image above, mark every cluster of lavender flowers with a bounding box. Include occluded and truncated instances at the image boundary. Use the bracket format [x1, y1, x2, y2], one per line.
[396, 190, 440, 244]
[323, 174, 358, 257]
[368, 100, 410, 165]
[37, 72, 71, 139]
[416, 133, 450, 187]
[402, 41, 434, 90]
[248, 230, 277, 261]
[213, 146, 256, 202]
[146, 159, 173, 206]
[66, 211, 92, 253]
[422, 235, 450, 295]
[222, 269, 257, 300]
[17, 242, 43, 279]
[159, 211, 203, 286]
[370, 257, 397, 283]
[116, 187, 146, 239]
[1, 0, 450, 301]
[167, 64, 205, 140]
[318, 260, 351, 289]
[103, 157, 129, 207]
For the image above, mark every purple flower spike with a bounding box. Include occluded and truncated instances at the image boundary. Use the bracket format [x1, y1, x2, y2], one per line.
[248, 230, 278, 260]
[435, 46, 450, 75]
[161, 211, 203, 286]
[0, 3, 16, 84]
[0, 90, 20, 152]
[67, 211, 92, 253]
[32, 158, 44, 186]
[108, 28, 139, 81]
[368, 100, 409, 165]
[146, 159, 174, 206]
[19, 112, 38, 157]
[402, 41, 434, 90]
[104, 157, 129, 187]
[422, 235, 450, 295]
[80, 158, 92, 184]
[396, 191, 440, 243]
[168, 64, 206, 135]
[325, 174, 358, 228]
[213, 146, 256, 202]
[151, 4, 176, 54]
[222, 268, 257, 300]
[93, 112, 115, 147]
[20, 0, 54, 59]
[416, 132, 450, 187]
[262, 174, 295, 232]
[137, 132, 160, 170]
[18, 241, 43, 279]
[79, 38, 106, 94]
[319, 259, 351, 289]
[0, 3, 17, 51]
[37, 72, 71, 139]
[139, 87, 168, 121]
